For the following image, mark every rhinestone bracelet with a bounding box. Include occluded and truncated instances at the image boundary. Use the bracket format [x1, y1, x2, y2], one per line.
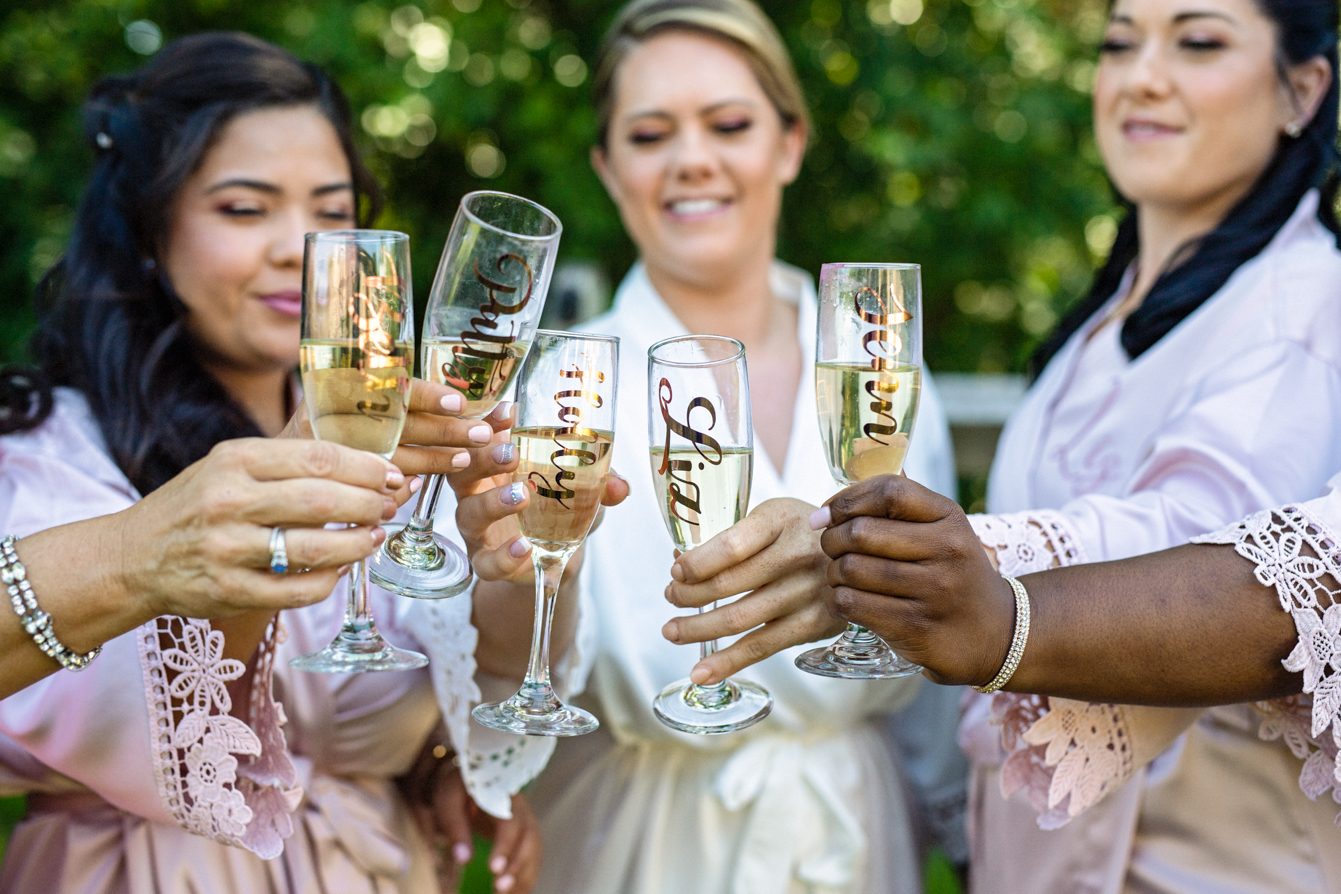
[973, 575, 1031, 695]
[3, 535, 101, 671]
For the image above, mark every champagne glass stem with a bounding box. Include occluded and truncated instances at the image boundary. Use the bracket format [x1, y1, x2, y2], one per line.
[517, 552, 566, 712]
[688, 604, 731, 708]
[400, 473, 446, 547]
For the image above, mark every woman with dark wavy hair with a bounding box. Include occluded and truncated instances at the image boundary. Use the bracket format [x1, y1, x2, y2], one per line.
[0, 32, 550, 893]
[667, 0, 1341, 887]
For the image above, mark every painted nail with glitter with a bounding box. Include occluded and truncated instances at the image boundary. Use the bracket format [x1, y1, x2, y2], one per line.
[491, 442, 515, 464]
[500, 482, 527, 506]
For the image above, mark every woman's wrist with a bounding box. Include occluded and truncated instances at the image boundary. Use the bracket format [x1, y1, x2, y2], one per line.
[17, 519, 150, 653]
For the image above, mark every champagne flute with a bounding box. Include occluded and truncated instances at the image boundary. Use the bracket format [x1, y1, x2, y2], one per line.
[797, 263, 924, 679]
[649, 335, 772, 734]
[472, 331, 618, 736]
[368, 192, 561, 599]
[291, 230, 427, 672]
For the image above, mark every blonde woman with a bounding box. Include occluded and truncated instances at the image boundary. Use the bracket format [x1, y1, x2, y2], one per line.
[453, 1, 957, 891]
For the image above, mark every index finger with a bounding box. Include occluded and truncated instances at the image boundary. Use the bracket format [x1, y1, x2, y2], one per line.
[670, 511, 782, 585]
[220, 439, 398, 492]
[408, 377, 467, 416]
[821, 475, 956, 528]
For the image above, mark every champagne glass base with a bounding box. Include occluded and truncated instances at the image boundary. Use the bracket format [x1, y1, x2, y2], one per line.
[652, 677, 772, 735]
[290, 632, 428, 673]
[794, 640, 922, 679]
[367, 524, 473, 599]
[472, 698, 599, 737]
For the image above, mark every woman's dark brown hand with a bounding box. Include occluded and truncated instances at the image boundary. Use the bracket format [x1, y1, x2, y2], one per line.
[818, 474, 1015, 687]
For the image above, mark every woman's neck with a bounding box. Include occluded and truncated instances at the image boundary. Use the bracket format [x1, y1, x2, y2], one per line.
[644, 259, 777, 352]
[204, 362, 291, 438]
[1126, 187, 1253, 312]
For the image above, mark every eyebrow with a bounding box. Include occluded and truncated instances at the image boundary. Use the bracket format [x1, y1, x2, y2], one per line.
[620, 98, 760, 124]
[204, 178, 354, 197]
[1110, 10, 1237, 24]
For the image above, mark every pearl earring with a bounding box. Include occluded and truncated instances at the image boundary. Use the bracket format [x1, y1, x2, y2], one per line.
[1286, 120, 1304, 138]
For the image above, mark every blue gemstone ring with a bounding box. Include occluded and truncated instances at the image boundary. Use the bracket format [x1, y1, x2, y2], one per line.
[268, 527, 289, 574]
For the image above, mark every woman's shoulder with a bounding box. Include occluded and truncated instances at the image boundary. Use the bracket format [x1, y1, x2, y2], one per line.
[0, 387, 137, 518]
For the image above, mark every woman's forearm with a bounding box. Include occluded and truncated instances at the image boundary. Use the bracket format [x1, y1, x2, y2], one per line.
[471, 570, 580, 681]
[1008, 543, 1301, 706]
[0, 520, 151, 700]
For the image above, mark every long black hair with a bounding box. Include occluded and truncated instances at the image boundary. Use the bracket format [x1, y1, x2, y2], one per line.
[1032, 0, 1340, 375]
[0, 32, 382, 496]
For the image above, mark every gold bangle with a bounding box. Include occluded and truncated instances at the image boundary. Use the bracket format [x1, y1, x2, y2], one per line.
[973, 575, 1030, 695]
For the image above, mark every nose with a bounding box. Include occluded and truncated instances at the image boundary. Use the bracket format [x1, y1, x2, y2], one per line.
[1123, 39, 1173, 100]
[668, 121, 719, 185]
[269, 206, 308, 269]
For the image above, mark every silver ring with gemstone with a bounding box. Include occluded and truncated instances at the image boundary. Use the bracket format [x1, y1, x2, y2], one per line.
[268, 527, 290, 574]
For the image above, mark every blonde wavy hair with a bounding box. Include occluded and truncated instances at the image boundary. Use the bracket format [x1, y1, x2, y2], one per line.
[591, 0, 811, 147]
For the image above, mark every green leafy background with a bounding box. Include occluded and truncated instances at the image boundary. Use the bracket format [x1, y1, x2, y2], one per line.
[0, 0, 1119, 889]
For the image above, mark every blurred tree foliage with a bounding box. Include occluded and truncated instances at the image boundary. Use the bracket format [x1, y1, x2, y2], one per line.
[0, 0, 1118, 372]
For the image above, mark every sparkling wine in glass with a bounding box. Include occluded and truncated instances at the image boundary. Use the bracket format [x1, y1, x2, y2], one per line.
[291, 230, 427, 672]
[472, 331, 617, 736]
[798, 262, 924, 679]
[368, 192, 560, 599]
[649, 335, 772, 734]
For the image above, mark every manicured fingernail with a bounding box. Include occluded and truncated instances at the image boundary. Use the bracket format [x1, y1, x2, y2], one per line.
[490, 401, 512, 422]
[469, 424, 492, 444]
[690, 664, 712, 685]
[490, 855, 507, 874]
[453, 842, 472, 865]
[508, 537, 529, 558]
[383, 499, 398, 521]
[441, 393, 464, 413]
[337, 564, 351, 576]
[492, 442, 515, 464]
[496, 874, 515, 892]
[501, 483, 526, 506]
[809, 506, 832, 530]
[452, 451, 471, 469]
[372, 526, 386, 546]
[385, 467, 405, 490]
[409, 475, 423, 494]
[670, 563, 685, 582]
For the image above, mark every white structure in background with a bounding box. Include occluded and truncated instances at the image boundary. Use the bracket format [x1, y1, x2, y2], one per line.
[934, 372, 1028, 478]
[545, 261, 610, 331]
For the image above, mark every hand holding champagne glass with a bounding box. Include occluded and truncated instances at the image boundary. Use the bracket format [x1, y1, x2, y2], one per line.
[368, 192, 560, 599]
[650, 335, 772, 734]
[292, 230, 427, 672]
[472, 331, 618, 736]
[797, 263, 924, 679]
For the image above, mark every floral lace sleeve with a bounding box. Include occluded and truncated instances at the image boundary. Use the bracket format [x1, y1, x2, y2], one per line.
[1193, 503, 1341, 810]
[967, 510, 1203, 828]
[138, 615, 299, 860]
[408, 585, 595, 821]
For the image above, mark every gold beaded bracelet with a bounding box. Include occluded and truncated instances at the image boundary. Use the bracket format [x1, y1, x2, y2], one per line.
[2, 535, 101, 671]
[972, 575, 1031, 695]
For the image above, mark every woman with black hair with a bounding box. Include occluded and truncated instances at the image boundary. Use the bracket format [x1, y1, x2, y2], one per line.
[663, 0, 1341, 887]
[0, 32, 563, 894]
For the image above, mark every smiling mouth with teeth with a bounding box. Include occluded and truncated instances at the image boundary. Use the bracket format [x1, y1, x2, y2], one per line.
[668, 198, 729, 215]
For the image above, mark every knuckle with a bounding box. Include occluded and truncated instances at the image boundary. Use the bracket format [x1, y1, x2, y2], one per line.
[304, 441, 342, 478]
[847, 515, 875, 550]
[829, 585, 859, 618]
[877, 473, 903, 507]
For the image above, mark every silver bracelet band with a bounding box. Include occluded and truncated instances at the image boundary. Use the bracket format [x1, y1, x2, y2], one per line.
[973, 575, 1031, 695]
[2, 535, 101, 671]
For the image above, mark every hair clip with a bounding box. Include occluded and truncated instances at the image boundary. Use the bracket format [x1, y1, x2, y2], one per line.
[95, 132, 114, 150]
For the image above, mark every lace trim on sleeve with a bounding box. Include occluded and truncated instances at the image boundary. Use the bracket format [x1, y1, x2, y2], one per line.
[971, 511, 1136, 829]
[411, 595, 556, 821]
[969, 509, 1087, 577]
[138, 616, 299, 859]
[993, 692, 1136, 829]
[1193, 505, 1341, 808]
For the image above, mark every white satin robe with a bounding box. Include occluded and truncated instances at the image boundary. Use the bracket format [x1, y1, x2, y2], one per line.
[526, 261, 957, 894]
